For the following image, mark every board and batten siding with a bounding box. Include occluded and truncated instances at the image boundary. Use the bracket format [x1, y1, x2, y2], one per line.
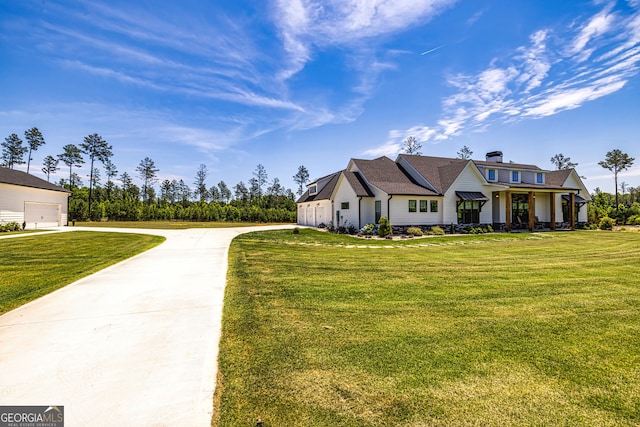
[563, 173, 590, 222]
[443, 165, 493, 224]
[0, 183, 69, 228]
[333, 174, 360, 228]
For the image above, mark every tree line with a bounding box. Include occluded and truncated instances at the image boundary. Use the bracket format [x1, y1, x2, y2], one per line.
[2, 128, 312, 223]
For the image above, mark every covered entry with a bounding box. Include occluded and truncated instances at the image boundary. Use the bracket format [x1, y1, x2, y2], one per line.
[456, 191, 489, 224]
[24, 202, 61, 228]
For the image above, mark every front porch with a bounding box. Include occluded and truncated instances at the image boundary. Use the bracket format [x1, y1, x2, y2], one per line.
[496, 190, 585, 232]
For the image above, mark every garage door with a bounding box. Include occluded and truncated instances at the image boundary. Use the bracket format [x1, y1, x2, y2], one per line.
[24, 202, 61, 228]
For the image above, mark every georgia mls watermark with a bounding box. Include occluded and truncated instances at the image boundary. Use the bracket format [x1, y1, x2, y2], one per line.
[0, 406, 64, 427]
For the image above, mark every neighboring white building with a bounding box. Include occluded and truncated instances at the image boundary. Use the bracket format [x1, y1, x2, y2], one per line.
[0, 168, 71, 229]
[297, 151, 591, 232]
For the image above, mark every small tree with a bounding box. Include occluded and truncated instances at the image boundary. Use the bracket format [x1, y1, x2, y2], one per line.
[218, 181, 231, 203]
[403, 136, 422, 155]
[1, 133, 28, 169]
[136, 157, 159, 203]
[550, 153, 578, 170]
[80, 133, 112, 217]
[598, 149, 635, 208]
[378, 216, 392, 237]
[194, 163, 208, 202]
[41, 155, 59, 181]
[24, 127, 46, 173]
[58, 144, 84, 188]
[252, 164, 268, 197]
[293, 165, 310, 196]
[457, 145, 473, 159]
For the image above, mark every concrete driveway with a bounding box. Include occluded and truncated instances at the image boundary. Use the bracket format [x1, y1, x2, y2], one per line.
[0, 225, 294, 426]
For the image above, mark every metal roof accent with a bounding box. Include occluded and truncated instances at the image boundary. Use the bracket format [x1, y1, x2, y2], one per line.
[455, 191, 489, 201]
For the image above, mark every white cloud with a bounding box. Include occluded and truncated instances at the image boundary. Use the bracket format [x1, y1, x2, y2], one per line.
[272, 0, 458, 79]
[384, 3, 640, 150]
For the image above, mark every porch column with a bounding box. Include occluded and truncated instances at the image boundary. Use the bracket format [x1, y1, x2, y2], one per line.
[528, 191, 535, 232]
[505, 190, 511, 232]
[570, 193, 575, 231]
[550, 193, 556, 230]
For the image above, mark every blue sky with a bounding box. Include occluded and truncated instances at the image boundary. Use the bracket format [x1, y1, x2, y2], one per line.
[1, 0, 639, 194]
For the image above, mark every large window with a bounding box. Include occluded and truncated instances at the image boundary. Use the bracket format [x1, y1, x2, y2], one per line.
[457, 201, 480, 224]
[430, 200, 438, 212]
[420, 200, 428, 212]
[511, 194, 529, 224]
[408, 200, 417, 212]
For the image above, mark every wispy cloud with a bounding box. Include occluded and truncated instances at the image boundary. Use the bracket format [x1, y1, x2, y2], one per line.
[377, 2, 640, 156]
[272, 0, 458, 80]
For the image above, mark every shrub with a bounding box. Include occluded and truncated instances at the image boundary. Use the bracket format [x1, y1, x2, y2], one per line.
[599, 216, 615, 230]
[360, 223, 376, 236]
[406, 226, 423, 237]
[292, 227, 300, 234]
[378, 216, 392, 237]
[346, 224, 357, 235]
[431, 225, 445, 235]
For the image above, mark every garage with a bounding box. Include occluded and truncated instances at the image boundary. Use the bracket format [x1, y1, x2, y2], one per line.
[24, 202, 62, 228]
[1, 168, 70, 229]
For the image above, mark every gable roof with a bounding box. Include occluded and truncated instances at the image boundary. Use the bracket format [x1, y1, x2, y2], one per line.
[351, 156, 437, 196]
[545, 169, 573, 187]
[296, 171, 341, 203]
[343, 171, 374, 197]
[0, 167, 70, 193]
[397, 154, 470, 194]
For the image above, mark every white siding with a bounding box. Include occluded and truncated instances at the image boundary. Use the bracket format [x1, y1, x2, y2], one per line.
[444, 165, 493, 224]
[0, 183, 68, 228]
[333, 175, 360, 228]
[563, 172, 590, 222]
[388, 196, 443, 226]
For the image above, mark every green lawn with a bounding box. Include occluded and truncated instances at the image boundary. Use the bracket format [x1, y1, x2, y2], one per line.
[73, 221, 291, 229]
[214, 229, 640, 426]
[0, 231, 165, 314]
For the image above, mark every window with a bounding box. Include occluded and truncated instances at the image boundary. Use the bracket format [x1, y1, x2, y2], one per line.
[487, 169, 497, 182]
[420, 200, 428, 212]
[430, 200, 438, 212]
[457, 201, 480, 224]
[341, 202, 349, 210]
[511, 171, 520, 183]
[536, 172, 544, 184]
[408, 200, 417, 212]
[309, 184, 317, 195]
[375, 200, 382, 223]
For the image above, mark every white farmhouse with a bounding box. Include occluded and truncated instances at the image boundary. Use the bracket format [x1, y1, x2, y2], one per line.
[0, 168, 71, 229]
[297, 151, 590, 232]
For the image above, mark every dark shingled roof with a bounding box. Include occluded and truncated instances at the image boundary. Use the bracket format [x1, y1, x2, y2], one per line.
[296, 171, 341, 203]
[398, 154, 469, 194]
[545, 169, 573, 187]
[0, 167, 70, 193]
[343, 171, 374, 197]
[352, 157, 437, 196]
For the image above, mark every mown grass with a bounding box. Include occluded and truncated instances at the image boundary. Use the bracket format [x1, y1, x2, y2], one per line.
[0, 231, 165, 314]
[73, 221, 290, 229]
[214, 229, 640, 426]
